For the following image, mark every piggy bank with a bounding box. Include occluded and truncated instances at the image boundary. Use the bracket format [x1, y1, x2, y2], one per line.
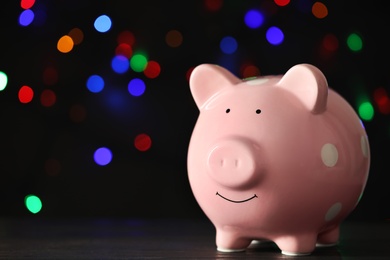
[187, 63, 370, 256]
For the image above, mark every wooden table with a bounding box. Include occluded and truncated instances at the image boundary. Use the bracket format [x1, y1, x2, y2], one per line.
[0, 217, 389, 259]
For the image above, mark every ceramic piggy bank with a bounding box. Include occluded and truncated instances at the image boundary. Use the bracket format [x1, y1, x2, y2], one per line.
[187, 63, 370, 256]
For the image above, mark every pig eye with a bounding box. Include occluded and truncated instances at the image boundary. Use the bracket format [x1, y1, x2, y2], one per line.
[226, 108, 230, 113]
[256, 109, 262, 114]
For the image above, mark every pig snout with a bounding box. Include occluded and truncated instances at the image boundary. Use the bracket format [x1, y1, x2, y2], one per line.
[207, 138, 261, 189]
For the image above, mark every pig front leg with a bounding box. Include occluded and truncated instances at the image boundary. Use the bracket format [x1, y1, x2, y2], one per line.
[274, 233, 318, 256]
[215, 227, 252, 252]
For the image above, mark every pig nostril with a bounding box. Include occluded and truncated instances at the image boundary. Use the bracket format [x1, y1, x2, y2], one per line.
[220, 159, 224, 166]
[235, 159, 239, 167]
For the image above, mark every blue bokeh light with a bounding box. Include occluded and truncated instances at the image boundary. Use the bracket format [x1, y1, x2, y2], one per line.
[111, 55, 129, 74]
[296, 0, 312, 13]
[94, 147, 113, 166]
[94, 15, 112, 33]
[128, 78, 146, 97]
[244, 9, 264, 29]
[86, 75, 104, 93]
[220, 36, 238, 54]
[32, 8, 47, 26]
[19, 9, 35, 26]
[266, 26, 284, 45]
[105, 88, 126, 111]
[30, 1, 47, 26]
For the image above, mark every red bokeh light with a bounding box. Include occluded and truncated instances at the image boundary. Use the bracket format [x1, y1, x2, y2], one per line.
[144, 61, 161, 79]
[134, 133, 152, 152]
[18, 85, 34, 103]
[40, 89, 56, 107]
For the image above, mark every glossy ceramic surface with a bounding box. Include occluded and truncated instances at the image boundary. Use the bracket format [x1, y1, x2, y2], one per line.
[187, 63, 370, 255]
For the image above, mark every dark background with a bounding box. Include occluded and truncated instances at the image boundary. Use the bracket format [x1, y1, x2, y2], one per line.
[0, 0, 389, 221]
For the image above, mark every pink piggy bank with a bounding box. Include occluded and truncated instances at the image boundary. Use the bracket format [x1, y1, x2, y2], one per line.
[187, 63, 370, 256]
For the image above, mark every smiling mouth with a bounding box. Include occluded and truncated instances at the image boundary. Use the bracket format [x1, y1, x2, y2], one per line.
[216, 192, 258, 203]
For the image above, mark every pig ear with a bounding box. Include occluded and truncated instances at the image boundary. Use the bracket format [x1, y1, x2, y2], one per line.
[189, 64, 241, 109]
[277, 64, 328, 114]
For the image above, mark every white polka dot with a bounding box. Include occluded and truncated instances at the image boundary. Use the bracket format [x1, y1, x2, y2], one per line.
[325, 202, 342, 221]
[245, 78, 269, 85]
[321, 143, 338, 167]
[360, 135, 369, 158]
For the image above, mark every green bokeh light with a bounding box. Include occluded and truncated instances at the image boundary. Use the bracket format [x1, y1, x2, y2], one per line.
[358, 101, 374, 121]
[0, 71, 8, 91]
[130, 53, 148, 72]
[25, 195, 42, 214]
[347, 33, 363, 52]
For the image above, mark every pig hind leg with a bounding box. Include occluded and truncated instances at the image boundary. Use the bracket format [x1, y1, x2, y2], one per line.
[274, 233, 318, 256]
[316, 225, 340, 247]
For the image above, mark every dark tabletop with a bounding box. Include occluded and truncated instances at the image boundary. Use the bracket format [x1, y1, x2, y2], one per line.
[0, 217, 389, 259]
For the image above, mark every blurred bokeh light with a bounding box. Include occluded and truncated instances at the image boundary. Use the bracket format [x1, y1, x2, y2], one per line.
[0, 0, 388, 221]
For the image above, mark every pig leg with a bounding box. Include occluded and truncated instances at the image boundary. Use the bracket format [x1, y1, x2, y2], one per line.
[316, 225, 339, 247]
[215, 228, 252, 252]
[274, 233, 317, 256]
